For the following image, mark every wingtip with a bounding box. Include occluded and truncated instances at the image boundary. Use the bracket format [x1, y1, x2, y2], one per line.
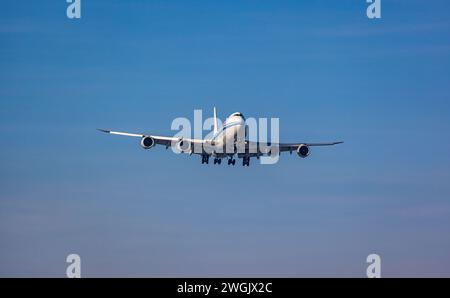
[97, 128, 110, 133]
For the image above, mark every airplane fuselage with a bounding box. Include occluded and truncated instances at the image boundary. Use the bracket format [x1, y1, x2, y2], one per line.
[211, 112, 246, 156]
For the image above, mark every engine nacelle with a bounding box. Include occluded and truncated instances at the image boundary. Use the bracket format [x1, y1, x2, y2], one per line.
[297, 144, 310, 158]
[140, 136, 155, 149]
[175, 139, 191, 153]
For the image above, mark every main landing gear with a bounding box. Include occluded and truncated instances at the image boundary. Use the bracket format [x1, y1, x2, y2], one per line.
[202, 156, 224, 165]
[201, 155, 209, 164]
[202, 156, 244, 166]
[227, 158, 236, 166]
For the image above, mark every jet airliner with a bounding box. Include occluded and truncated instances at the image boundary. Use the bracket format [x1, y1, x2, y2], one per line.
[98, 108, 343, 166]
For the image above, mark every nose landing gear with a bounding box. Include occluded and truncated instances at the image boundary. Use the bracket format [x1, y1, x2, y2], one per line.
[242, 156, 250, 167]
[213, 158, 222, 165]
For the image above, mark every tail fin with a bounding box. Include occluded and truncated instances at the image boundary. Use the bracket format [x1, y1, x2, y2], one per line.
[213, 107, 218, 134]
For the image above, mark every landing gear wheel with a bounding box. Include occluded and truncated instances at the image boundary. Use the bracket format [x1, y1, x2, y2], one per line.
[202, 155, 209, 164]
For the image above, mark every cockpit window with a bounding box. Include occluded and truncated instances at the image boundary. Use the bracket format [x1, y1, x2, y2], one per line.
[228, 112, 245, 120]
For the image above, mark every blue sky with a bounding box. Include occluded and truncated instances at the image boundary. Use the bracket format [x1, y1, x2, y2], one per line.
[1, 0, 450, 277]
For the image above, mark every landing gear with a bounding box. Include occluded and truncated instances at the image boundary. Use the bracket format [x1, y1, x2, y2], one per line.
[202, 155, 239, 166]
[227, 158, 236, 166]
[242, 156, 250, 167]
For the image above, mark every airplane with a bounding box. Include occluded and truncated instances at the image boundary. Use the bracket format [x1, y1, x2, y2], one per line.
[98, 108, 343, 166]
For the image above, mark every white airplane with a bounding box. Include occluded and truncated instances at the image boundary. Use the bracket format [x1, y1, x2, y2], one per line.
[98, 108, 343, 166]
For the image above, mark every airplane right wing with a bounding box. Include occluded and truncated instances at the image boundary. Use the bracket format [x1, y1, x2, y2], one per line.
[97, 129, 207, 152]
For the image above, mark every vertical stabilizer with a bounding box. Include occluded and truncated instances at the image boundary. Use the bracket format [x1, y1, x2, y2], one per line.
[213, 107, 218, 135]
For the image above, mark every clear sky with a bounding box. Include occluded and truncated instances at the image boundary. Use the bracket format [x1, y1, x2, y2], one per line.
[1, 0, 450, 277]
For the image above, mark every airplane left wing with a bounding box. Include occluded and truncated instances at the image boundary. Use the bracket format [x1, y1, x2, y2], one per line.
[278, 141, 343, 151]
[243, 140, 343, 157]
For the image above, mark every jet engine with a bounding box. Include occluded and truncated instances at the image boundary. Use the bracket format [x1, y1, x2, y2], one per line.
[297, 144, 310, 158]
[140, 136, 155, 149]
[175, 139, 191, 153]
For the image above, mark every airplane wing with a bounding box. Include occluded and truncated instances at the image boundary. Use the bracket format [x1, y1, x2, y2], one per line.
[278, 141, 343, 151]
[97, 129, 206, 151]
[243, 140, 343, 156]
[98, 129, 342, 158]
